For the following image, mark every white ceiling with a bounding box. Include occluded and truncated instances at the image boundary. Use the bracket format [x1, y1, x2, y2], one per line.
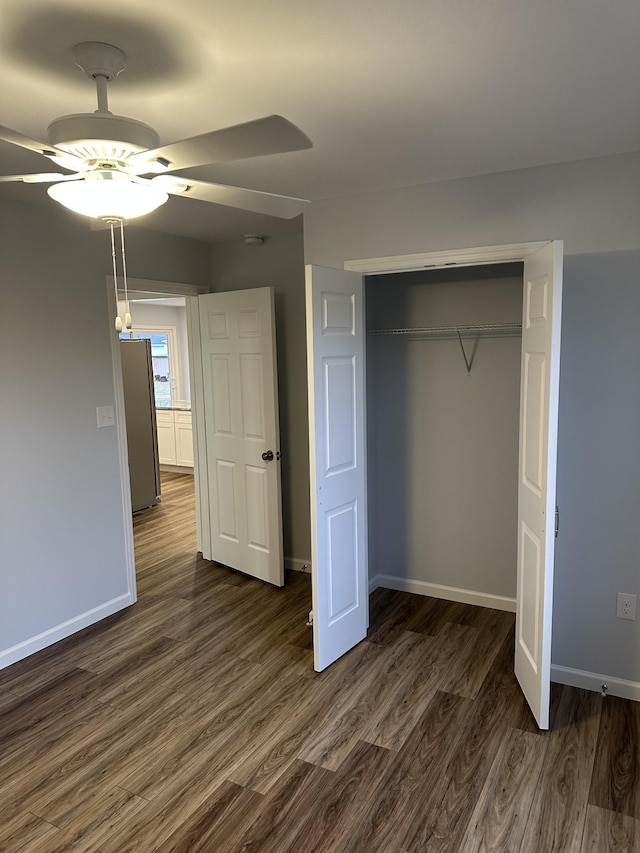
[2, 0, 639, 243]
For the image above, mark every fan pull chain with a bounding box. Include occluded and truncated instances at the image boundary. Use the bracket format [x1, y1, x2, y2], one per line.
[120, 220, 132, 331]
[110, 221, 123, 333]
[109, 219, 133, 334]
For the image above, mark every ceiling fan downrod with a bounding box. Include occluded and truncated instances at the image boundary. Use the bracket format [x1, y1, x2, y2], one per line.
[94, 75, 111, 115]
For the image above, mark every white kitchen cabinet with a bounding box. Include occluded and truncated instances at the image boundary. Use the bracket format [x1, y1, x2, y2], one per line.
[175, 410, 194, 467]
[155, 408, 193, 468]
[156, 410, 177, 465]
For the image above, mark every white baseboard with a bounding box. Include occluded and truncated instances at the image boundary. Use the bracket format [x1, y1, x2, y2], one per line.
[0, 593, 135, 671]
[285, 557, 312, 574]
[551, 665, 640, 702]
[159, 464, 194, 475]
[369, 573, 516, 612]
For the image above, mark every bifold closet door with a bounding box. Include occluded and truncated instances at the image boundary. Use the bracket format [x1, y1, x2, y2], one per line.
[305, 265, 368, 672]
[515, 241, 563, 730]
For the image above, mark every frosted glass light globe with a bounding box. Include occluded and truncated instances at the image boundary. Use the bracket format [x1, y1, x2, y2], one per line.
[48, 171, 168, 220]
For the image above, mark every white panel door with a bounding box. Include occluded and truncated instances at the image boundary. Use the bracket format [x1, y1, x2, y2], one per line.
[515, 241, 563, 729]
[198, 288, 283, 586]
[306, 265, 368, 671]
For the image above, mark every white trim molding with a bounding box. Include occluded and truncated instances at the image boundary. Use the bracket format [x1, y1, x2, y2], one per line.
[186, 296, 209, 558]
[551, 665, 640, 703]
[108, 276, 209, 297]
[107, 277, 138, 604]
[0, 594, 135, 671]
[370, 574, 516, 612]
[344, 241, 548, 275]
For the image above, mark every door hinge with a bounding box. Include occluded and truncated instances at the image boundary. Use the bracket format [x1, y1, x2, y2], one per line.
[306, 609, 313, 627]
[555, 506, 559, 538]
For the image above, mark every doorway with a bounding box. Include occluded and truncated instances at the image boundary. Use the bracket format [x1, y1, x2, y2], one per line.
[307, 241, 563, 728]
[108, 275, 208, 598]
[110, 278, 286, 593]
[365, 262, 523, 609]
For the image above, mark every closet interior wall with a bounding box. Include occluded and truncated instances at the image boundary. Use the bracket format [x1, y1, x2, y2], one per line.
[365, 263, 524, 607]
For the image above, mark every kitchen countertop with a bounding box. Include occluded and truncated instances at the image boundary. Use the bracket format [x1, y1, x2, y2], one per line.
[156, 406, 192, 412]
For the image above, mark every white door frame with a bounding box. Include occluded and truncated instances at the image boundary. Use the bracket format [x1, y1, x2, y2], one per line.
[343, 240, 560, 708]
[108, 276, 209, 588]
[343, 241, 548, 275]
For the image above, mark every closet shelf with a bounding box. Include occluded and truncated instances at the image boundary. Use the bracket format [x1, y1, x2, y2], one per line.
[367, 322, 522, 340]
[368, 322, 522, 374]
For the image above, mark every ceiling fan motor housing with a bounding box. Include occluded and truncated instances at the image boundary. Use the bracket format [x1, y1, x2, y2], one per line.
[47, 113, 160, 162]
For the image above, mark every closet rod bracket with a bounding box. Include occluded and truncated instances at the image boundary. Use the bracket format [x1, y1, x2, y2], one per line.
[456, 330, 474, 374]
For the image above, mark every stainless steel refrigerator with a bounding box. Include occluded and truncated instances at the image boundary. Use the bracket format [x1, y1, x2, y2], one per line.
[120, 338, 161, 512]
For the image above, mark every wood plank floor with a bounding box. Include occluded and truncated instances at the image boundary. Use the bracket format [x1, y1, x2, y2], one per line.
[1, 472, 639, 851]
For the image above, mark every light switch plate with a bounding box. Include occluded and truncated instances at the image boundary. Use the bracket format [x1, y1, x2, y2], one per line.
[96, 405, 115, 428]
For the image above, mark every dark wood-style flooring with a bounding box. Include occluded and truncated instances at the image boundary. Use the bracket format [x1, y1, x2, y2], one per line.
[1, 472, 639, 851]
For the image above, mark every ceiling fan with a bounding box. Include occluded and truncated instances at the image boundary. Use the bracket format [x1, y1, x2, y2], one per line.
[0, 41, 312, 221]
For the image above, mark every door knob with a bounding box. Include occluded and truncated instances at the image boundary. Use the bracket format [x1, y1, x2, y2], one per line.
[262, 450, 274, 462]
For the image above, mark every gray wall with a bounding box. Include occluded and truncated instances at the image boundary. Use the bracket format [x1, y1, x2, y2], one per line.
[554, 251, 640, 683]
[0, 197, 211, 666]
[366, 266, 522, 600]
[302, 150, 640, 686]
[210, 231, 310, 565]
[304, 151, 640, 267]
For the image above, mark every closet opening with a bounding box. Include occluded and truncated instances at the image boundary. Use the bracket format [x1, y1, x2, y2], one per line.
[365, 262, 524, 614]
[304, 243, 561, 724]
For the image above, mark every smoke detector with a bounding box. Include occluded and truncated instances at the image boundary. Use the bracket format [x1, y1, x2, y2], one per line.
[244, 234, 264, 246]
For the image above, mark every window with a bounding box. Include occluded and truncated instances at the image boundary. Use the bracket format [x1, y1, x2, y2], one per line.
[120, 326, 180, 408]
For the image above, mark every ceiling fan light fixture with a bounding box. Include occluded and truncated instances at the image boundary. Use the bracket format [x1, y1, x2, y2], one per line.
[47, 172, 168, 220]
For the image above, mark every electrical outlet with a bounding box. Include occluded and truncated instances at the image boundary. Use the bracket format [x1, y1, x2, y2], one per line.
[616, 593, 637, 621]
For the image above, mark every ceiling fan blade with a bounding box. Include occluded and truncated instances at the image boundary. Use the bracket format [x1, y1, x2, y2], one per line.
[0, 172, 81, 184]
[132, 115, 312, 174]
[150, 175, 310, 219]
[151, 176, 310, 219]
[0, 124, 70, 160]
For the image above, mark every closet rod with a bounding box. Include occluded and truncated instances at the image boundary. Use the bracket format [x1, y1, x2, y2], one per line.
[367, 322, 522, 338]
